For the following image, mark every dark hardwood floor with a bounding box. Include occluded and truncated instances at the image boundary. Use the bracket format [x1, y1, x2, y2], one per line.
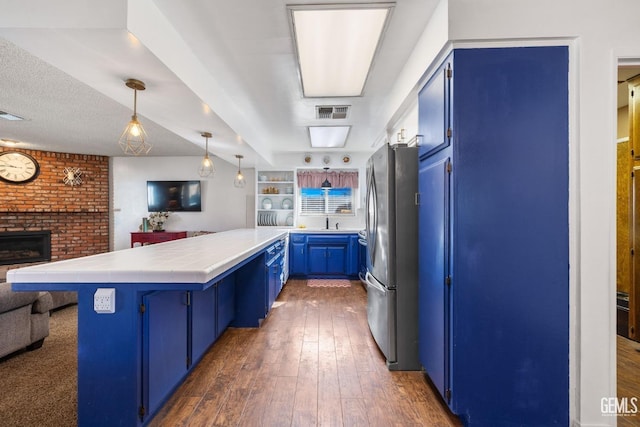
[618, 335, 640, 427]
[149, 279, 461, 426]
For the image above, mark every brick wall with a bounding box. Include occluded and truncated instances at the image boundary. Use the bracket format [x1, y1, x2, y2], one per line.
[0, 148, 109, 268]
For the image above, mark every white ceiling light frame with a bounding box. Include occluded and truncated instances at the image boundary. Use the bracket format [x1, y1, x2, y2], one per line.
[288, 3, 394, 98]
[308, 125, 351, 148]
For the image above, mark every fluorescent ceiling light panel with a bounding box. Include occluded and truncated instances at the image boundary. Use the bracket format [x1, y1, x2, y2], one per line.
[0, 111, 25, 121]
[309, 126, 351, 148]
[290, 4, 392, 97]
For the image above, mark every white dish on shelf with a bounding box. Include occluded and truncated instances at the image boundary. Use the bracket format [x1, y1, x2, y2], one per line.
[262, 198, 273, 209]
[281, 198, 293, 210]
[285, 214, 294, 226]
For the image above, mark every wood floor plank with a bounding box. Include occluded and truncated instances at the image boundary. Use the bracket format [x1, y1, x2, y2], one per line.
[208, 362, 260, 427]
[292, 363, 318, 426]
[149, 279, 461, 426]
[236, 363, 278, 426]
[341, 398, 369, 425]
[318, 397, 344, 426]
[617, 335, 640, 427]
[261, 376, 297, 426]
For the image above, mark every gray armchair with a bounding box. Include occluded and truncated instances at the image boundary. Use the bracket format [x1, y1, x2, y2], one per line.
[0, 282, 53, 358]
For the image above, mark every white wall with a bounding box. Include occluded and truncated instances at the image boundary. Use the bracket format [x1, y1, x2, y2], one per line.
[261, 151, 367, 230]
[386, 1, 640, 425]
[111, 156, 254, 250]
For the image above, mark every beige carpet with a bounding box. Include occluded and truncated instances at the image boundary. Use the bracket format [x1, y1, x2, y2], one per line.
[0, 305, 77, 427]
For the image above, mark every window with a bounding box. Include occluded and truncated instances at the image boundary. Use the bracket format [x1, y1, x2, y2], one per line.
[299, 188, 354, 216]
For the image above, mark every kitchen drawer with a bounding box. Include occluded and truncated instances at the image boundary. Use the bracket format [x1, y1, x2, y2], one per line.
[291, 234, 306, 243]
[306, 235, 349, 245]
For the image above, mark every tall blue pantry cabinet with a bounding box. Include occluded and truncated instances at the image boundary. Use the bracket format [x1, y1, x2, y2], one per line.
[418, 47, 569, 426]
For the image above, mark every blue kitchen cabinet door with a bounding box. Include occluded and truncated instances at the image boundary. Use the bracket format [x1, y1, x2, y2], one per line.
[346, 235, 359, 277]
[307, 245, 327, 274]
[290, 241, 306, 275]
[191, 286, 217, 365]
[267, 257, 280, 312]
[326, 246, 346, 274]
[308, 245, 347, 275]
[216, 274, 235, 337]
[418, 156, 450, 400]
[142, 291, 188, 420]
[418, 59, 450, 158]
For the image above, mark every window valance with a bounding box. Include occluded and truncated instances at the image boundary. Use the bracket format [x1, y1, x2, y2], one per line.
[296, 170, 358, 189]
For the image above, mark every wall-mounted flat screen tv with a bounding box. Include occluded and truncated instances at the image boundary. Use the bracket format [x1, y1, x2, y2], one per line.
[147, 180, 202, 212]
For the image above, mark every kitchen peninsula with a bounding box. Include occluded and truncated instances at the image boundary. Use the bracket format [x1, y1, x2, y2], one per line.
[7, 228, 288, 427]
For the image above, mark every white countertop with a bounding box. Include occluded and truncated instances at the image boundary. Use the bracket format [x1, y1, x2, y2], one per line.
[8, 228, 287, 285]
[289, 228, 362, 234]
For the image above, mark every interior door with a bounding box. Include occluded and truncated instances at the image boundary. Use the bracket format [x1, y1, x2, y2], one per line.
[418, 156, 450, 400]
[632, 165, 640, 339]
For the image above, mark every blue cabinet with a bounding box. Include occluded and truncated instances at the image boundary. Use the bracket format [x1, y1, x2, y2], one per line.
[142, 291, 188, 418]
[289, 233, 358, 278]
[234, 254, 270, 327]
[418, 58, 450, 158]
[216, 275, 235, 337]
[308, 244, 345, 274]
[347, 235, 359, 277]
[266, 251, 280, 311]
[191, 285, 217, 364]
[142, 273, 238, 420]
[263, 238, 286, 318]
[289, 234, 307, 275]
[418, 47, 569, 426]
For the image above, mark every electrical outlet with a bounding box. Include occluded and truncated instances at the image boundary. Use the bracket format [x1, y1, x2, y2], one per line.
[94, 288, 116, 314]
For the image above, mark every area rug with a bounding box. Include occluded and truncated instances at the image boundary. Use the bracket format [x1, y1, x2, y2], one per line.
[307, 279, 352, 288]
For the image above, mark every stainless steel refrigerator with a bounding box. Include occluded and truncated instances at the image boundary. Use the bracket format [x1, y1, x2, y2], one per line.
[365, 143, 420, 370]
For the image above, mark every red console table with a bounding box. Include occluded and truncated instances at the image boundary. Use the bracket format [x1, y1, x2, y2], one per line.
[131, 231, 187, 247]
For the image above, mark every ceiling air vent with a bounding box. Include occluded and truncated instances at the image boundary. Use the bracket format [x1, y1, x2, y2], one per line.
[316, 105, 350, 120]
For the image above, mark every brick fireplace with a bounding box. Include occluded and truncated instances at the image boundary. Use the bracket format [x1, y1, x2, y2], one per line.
[0, 148, 109, 276]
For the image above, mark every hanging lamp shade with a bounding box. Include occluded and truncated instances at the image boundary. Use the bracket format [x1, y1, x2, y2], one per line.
[233, 154, 246, 188]
[198, 132, 215, 177]
[321, 167, 332, 189]
[118, 79, 151, 155]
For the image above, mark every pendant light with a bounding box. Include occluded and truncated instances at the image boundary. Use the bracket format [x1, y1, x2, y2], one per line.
[198, 132, 215, 177]
[321, 167, 332, 189]
[233, 154, 246, 188]
[118, 79, 151, 155]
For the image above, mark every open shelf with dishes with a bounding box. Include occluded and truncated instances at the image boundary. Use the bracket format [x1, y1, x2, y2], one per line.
[256, 170, 295, 227]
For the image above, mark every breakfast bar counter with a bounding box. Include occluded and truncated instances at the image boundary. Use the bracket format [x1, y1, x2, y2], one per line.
[8, 228, 288, 427]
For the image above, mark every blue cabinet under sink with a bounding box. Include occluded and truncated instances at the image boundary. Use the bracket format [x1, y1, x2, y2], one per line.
[288, 233, 358, 279]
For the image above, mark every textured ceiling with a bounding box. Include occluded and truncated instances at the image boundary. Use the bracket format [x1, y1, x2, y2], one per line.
[0, 38, 203, 157]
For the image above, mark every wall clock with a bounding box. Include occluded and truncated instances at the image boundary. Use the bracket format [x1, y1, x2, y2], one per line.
[0, 151, 40, 184]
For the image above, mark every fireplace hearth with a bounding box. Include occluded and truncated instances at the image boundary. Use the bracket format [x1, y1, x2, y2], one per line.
[0, 231, 51, 266]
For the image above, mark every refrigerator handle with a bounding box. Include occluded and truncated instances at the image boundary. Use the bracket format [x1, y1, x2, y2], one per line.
[366, 165, 378, 263]
[365, 271, 387, 294]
